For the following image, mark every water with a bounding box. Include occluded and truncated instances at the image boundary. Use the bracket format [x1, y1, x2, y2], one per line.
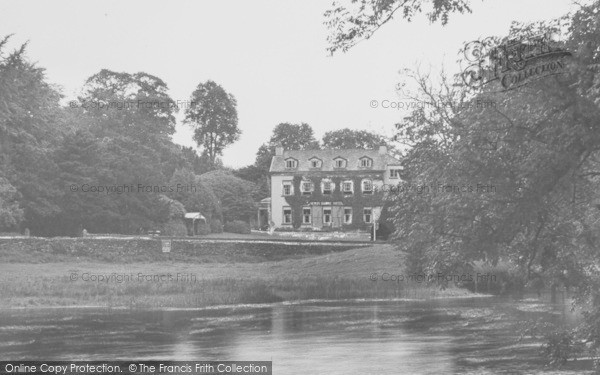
[0, 297, 589, 374]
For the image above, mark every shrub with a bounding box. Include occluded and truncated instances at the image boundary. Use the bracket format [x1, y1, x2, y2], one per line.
[161, 220, 188, 236]
[224, 220, 251, 234]
[542, 330, 576, 367]
[200, 170, 258, 222]
[210, 219, 223, 233]
[196, 222, 211, 236]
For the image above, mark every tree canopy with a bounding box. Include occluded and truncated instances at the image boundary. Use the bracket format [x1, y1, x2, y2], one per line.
[322, 128, 387, 149]
[185, 80, 240, 167]
[390, 2, 600, 363]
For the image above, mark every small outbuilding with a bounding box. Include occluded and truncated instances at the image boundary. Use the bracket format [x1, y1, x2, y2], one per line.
[184, 212, 207, 236]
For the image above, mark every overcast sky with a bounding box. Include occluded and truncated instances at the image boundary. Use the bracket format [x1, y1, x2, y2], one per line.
[0, 0, 581, 168]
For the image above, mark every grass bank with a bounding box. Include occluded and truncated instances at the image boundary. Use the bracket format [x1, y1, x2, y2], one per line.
[0, 244, 474, 309]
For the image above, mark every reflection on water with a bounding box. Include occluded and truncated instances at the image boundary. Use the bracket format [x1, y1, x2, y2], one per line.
[0, 297, 589, 374]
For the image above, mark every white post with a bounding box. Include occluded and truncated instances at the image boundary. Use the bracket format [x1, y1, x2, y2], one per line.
[373, 222, 377, 241]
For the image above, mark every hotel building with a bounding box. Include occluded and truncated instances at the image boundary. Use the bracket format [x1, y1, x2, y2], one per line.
[264, 145, 401, 231]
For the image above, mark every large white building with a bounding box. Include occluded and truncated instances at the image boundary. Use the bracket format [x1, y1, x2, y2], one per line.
[261, 145, 401, 231]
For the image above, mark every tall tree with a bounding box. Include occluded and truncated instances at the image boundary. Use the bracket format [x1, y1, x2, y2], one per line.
[322, 128, 387, 149]
[0, 35, 64, 235]
[71, 70, 181, 234]
[391, 3, 600, 364]
[268, 122, 319, 150]
[79, 69, 177, 144]
[185, 80, 240, 166]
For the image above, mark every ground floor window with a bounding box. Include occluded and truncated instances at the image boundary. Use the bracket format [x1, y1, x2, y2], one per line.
[323, 208, 332, 224]
[302, 207, 311, 224]
[344, 207, 352, 224]
[363, 207, 372, 223]
[283, 207, 292, 224]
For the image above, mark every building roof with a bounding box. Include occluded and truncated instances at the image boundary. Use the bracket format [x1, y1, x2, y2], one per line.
[269, 148, 401, 173]
[184, 212, 206, 221]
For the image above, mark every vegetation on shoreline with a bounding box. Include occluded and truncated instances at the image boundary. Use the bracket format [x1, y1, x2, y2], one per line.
[0, 244, 474, 309]
[0, 273, 471, 309]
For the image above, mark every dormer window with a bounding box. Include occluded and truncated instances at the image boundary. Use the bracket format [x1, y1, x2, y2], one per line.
[334, 157, 347, 168]
[285, 158, 298, 169]
[360, 157, 373, 168]
[309, 157, 322, 169]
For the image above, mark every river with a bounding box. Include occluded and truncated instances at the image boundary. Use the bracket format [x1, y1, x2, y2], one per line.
[0, 296, 591, 374]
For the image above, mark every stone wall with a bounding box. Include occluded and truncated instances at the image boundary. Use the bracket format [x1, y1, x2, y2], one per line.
[0, 237, 370, 262]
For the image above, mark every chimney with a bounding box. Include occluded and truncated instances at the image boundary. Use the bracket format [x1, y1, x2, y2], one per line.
[378, 145, 387, 155]
[275, 146, 284, 156]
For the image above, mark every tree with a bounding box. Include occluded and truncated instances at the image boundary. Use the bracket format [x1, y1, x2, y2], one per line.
[53, 129, 108, 235]
[168, 168, 221, 222]
[72, 69, 182, 234]
[0, 35, 64, 235]
[322, 128, 386, 149]
[390, 3, 600, 365]
[185, 80, 240, 167]
[324, 0, 473, 54]
[0, 177, 24, 232]
[79, 69, 177, 143]
[158, 194, 187, 236]
[268, 122, 319, 150]
[234, 163, 270, 200]
[180, 146, 220, 175]
[200, 170, 258, 223]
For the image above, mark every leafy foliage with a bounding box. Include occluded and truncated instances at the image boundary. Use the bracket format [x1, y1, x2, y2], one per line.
[324, 0, 473, 54]
[201, 170, 258, 223]
[0, 176, 24, 231]
[185, 81, 240, 167]
[322, 128, 387, 149]
[168, 168, 221, 222]
[224, 220, 251, 234]
[390, 1, 600, 365]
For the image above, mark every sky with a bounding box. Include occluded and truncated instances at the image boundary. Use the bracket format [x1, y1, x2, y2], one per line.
[0, 0, 582, 168]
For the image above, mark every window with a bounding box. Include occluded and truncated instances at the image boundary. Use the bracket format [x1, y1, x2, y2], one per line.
[363, 208, 373, 223]
[302, 207, 311, 224]
[334, 158, 346, 168]
[301, 180, 313, 195]
[389, 169, 401, 179]
[282, 181, 293, 196]
[283, 207, 292, 224]
[285, 159, 297, 168]
[360, 158, 373, 167]
[362, 179, 373, 194]
[309, 158, 322, 168]
[342, 181, 353, 195]
[323, 208, 332, 225]
[322, 180, 333, 195]
[343, 207, 353, 224]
